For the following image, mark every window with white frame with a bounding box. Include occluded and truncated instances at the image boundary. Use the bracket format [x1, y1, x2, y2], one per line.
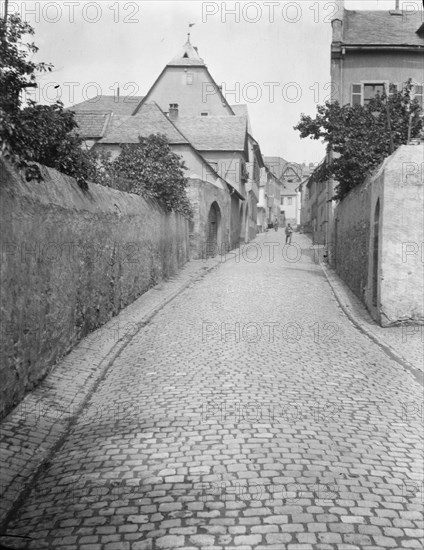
[288, 197, 293, 205]
[351, 81, 397, 106]
[413, 84, 423, 107]
[406, 81, 423, 108]
[186, 72, 193, 85]
[351, 81, 423, 107]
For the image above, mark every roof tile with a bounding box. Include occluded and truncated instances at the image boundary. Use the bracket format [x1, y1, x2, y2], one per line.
[342, 10, 424, 46]
[175, 116, 247, 151]
[69, 95, 144, 116]
[98, 103, 187, 144]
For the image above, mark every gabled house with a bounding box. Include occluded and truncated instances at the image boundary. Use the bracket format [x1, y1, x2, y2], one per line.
[70, 36, 270, 255]
[264, 157, 302, 227]
[72, 37, 265, 254]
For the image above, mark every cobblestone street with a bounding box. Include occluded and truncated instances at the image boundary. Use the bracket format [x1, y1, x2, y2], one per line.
[2, 232, 423, 550]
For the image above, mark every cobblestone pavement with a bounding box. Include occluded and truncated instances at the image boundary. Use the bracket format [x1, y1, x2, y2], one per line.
[320, 263, 423, 378]
[2, 233, 423, 550]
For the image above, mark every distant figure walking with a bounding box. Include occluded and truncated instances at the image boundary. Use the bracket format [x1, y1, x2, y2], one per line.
[274, 218, 279, 232]
[285, 223, 293, 244]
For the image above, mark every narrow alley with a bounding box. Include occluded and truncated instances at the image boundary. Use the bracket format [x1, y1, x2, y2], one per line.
[2, 233, 423, 550]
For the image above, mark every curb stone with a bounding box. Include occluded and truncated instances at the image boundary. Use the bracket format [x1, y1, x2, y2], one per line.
[0, 255, 222, 530]
[320, 262, 423, 386]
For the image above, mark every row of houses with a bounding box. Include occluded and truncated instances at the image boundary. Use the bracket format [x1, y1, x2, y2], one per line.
[71, 37, 307, 258]
[300, 0, 424, 246]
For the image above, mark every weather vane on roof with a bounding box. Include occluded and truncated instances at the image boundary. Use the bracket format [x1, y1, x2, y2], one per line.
[187, 22, 195, 42]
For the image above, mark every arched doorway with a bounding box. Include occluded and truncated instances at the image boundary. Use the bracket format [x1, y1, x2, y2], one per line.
[372, 199, 380, 307]
[206, 202, 221, 257]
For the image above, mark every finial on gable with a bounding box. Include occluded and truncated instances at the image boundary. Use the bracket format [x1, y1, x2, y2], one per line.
[187, 23, 195, 44]
[167, 26, 205, 67]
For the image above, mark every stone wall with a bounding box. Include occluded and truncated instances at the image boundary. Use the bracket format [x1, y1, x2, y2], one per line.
[333, 144, 424, 326]
[0, 160, 189, 418]
[334, 179, 372, 301]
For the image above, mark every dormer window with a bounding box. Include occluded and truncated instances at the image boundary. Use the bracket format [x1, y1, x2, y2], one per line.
[200, 111, 209, 116]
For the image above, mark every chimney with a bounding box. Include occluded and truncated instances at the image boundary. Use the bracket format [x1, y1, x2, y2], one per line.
[332, 0, 344, 43]
[169, 103, 179, 120]
[390, 0, 402, 14]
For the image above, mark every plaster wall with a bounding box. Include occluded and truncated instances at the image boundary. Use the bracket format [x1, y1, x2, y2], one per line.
[0, 160, 189, 418]
[367, 145, 424, 326]
[332, 50, 424, 106]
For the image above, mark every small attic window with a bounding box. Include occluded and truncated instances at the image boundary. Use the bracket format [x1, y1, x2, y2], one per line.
[183, 53, 189, 58]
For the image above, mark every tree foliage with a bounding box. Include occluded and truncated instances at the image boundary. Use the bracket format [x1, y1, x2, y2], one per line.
[0, 14, 94, 187]
[294, 81, 423, 200]
[91, 135, 193, 218]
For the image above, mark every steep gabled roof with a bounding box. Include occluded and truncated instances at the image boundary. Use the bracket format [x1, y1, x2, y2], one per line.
[135, 42, 236, 116]
[69, 95, 144, 116]
[342, 10, 424, 47]
[98, 103, 188, 144]
[174, 116, 247, 151]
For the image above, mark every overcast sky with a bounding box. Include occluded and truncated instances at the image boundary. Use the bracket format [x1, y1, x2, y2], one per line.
[5, 0, 422, 163]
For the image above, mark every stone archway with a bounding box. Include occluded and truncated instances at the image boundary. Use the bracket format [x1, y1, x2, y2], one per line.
[206, 201, 221, 257]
